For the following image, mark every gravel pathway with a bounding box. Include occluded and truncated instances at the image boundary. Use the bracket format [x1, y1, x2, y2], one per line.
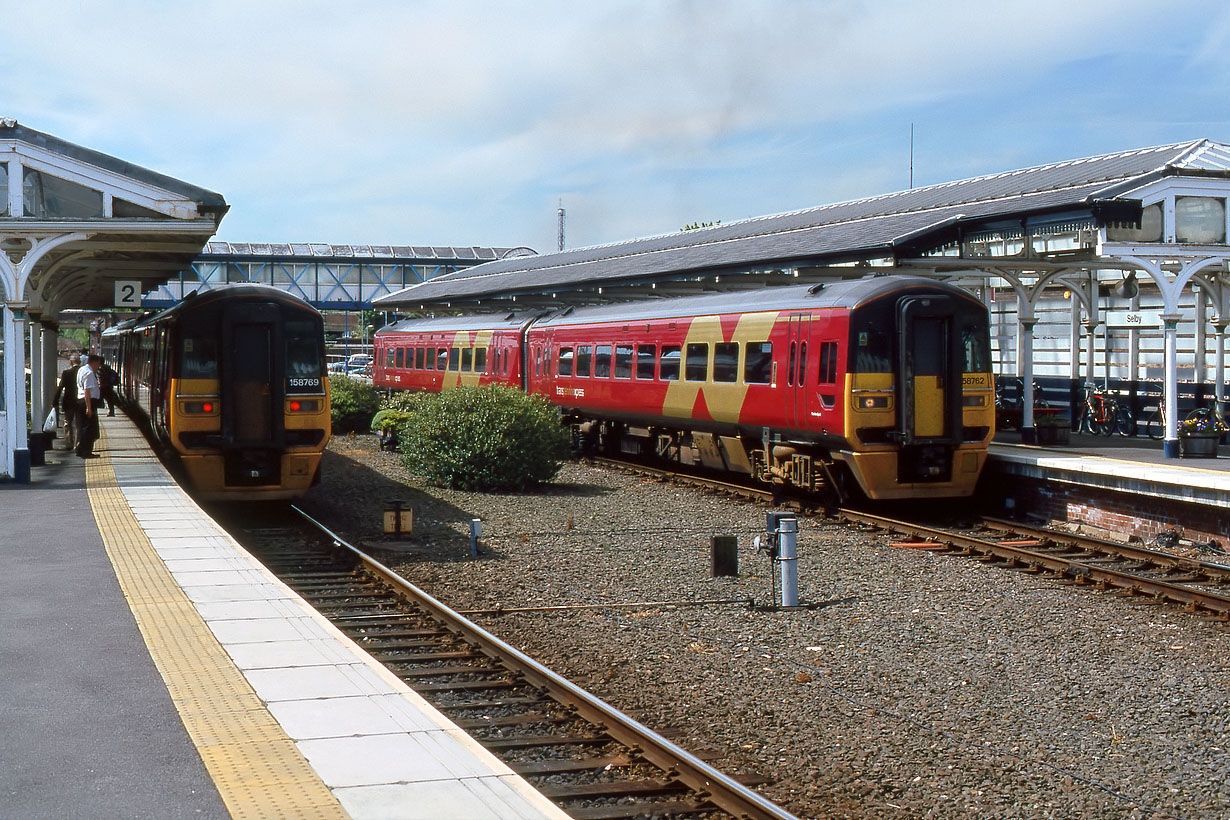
[299, 434, 1230, 820]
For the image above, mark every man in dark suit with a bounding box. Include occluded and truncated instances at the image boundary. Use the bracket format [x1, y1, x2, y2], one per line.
[52, 353, 81, 451]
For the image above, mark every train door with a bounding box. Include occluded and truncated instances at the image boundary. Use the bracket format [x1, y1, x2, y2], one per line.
[785, 313, 811, 430]
[221, 302, 285, 452]
[896, 295, 961, 445]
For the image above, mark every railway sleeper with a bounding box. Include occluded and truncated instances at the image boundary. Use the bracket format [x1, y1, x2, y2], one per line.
[410, 678, 522, 693]
[480, 734, 611, 751]
[369, 650, 480, 663]
[390, 663, 507, 678]
[537, 779, 690, 800]
[512, 755, 635, 776]
[567, 799, 720, 820]
[438, 695, 554, 711]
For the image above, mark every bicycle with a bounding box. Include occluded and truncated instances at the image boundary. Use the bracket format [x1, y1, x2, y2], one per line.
[1073, 385, 1119, 436]
[1139, 390, 1165, 440]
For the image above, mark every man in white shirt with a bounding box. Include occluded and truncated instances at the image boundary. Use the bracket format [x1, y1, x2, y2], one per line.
[76, 355, 102, 458]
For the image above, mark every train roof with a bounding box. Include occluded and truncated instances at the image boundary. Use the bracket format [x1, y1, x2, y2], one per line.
[532, 275, 980, 327]
[378, 275, 981, 335]
[376, 311, 542, 336]
[126, 284, 320, 328]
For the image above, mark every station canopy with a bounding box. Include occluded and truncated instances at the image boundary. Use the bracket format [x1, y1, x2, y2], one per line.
[374, 139, 1230, 313]
[0, 119, 227, 318]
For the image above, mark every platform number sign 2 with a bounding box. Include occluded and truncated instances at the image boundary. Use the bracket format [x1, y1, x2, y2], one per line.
[114, 280, 142, 309]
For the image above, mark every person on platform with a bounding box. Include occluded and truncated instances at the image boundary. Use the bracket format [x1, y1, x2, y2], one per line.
[52, 353, 81, 451]
[98, 361, 119, 416]
[76, 354, 103, 459]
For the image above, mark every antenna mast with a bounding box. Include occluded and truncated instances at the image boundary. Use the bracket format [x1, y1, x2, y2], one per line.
[909, 124, 914, 189]
[557, 200, 566, 251]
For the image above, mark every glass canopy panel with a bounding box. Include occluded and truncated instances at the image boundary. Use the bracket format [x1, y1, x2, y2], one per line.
[1175, 197, 1226, 244]
[23, 168, 104, 218]
[1105, 203, 1163, 242]
[113, 198, 165, 218]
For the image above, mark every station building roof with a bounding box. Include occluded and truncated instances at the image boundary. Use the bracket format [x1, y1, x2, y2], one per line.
[1, 119, 227, 318]
[374, 139, 1230, 312]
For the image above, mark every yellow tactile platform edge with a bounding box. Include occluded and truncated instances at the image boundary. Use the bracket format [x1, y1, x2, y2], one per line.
[84, 431, 348, 820]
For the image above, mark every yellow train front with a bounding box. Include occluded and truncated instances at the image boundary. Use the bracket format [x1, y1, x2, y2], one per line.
[103, 285, 331, 501]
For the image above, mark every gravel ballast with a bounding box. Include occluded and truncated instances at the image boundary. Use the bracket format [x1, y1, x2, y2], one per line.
[300, 434, 1230, 820]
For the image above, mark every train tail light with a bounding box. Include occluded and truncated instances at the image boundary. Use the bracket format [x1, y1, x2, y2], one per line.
[288, 399, 320, 412]
[962, 394, 988, 407]
[183, 400, 216, 414]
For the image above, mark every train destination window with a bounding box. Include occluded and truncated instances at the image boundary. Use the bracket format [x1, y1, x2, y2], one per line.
[415, 347, 425, 369]
[475, 348, 486, 373]
[395, 347, 405, 369]
[685, 343, 708, 381]
[818, 341, 838, 384]
[962, 321, 990, 373]
[744, 342, 772, 384]
[386, 348, 395, 368]
[576, 345, 592, 377]
[614, 345, 633, 378]
[558, 347, 574, 376]
[285, 320, 324, 388]
[659, 345, 681, 380]
[437, 348, 448, 370]
[461, 348, 473, 372]
[636, 344, 656, 379]
[448, 348, 461, 371]
[713, 342, 738, 382]
[594, 345, 612, 378]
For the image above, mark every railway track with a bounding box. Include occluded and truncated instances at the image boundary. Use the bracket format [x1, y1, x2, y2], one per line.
[841, 510, 1230, 621]
[595, 455, 1230, 621]
[233, 505, 800, 820]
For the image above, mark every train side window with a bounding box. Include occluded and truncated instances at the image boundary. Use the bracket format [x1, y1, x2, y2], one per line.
[558, 347, 574, 376]
[415, 347, 425, 369]
[659, 345, 680, 380]
[685, 343, 708, 381]
[535, 347, 542, 377]
[395, 347, 404, 369]
[636, 344, 656, 379]
[448, 348, 460, 371]
[744, 342, 772, 383]
[594, 345, 612, 378]
[475, 347, 486, 374]
[614, 344, 633, 378]
[787, 342, 796, 386]
[503, 348, 510, 375]
[713, 342, 738, 382]
[818, 341, 838, 384]
[386, 347, 396, 368]
[461, 348, 473, 372]
[576, 345, 592, 377]
[437, 348, 448, 370]
[797, 342, 807, 385]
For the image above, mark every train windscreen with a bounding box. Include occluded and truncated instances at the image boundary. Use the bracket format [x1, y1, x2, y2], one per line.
[286, 318, 325, 393]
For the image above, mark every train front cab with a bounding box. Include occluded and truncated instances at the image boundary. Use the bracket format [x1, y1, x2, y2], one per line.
[835, 289, 994, 500]
[174, 299, 330, 500]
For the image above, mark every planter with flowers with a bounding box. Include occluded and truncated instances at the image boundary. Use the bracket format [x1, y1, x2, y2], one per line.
[1033, 410, 1070, 445]
[1178, 408, 1226, 458]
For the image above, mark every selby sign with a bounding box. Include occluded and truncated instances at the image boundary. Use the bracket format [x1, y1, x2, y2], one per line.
[1104, 310, 1162, 328]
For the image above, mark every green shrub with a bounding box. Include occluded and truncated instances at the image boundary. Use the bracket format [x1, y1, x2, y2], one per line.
[329, 375, 382, 433]
[399, 385, 570, 491]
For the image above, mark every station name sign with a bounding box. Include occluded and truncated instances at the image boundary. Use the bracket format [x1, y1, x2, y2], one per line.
[1104, 310, 1161, 328]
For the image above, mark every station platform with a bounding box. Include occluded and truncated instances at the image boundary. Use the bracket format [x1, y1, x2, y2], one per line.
[0, 413, 568, 820]
[986, 430, 1230, 544]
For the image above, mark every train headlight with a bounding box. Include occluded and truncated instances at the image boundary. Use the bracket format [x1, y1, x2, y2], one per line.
[962, 394, 988, 407]
[289, 399, 320, 412]
[859, 396, 891, 410]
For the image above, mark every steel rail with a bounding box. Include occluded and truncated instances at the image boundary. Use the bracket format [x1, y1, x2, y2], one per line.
[291, 504, 801, 820]
[979, 516, 1230, 579]
[838, 509, 1230, 618]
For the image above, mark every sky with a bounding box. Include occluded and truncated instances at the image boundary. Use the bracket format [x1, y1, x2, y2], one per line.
[4, 0, 1230, 255]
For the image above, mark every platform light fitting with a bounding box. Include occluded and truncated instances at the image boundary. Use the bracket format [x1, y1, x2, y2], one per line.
[1113, 271, 1139, 300]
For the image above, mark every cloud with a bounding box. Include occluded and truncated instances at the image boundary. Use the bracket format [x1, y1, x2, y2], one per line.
[2, 0, 1227, 252]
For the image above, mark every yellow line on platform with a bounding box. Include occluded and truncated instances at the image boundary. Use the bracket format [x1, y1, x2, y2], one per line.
[84, 428, 347, 820]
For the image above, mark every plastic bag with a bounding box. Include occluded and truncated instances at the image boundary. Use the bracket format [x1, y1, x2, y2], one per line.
[43, 407, 58, 433]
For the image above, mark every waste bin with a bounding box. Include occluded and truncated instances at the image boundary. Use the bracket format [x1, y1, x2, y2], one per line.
[27, 431, 48, 467]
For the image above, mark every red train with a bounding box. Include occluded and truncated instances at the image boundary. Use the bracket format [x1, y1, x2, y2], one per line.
[374, 275, 994, 500]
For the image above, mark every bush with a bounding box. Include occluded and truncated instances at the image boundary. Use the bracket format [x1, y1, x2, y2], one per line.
[329, 375, 382, 433]
[398, 385, 570, 491]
